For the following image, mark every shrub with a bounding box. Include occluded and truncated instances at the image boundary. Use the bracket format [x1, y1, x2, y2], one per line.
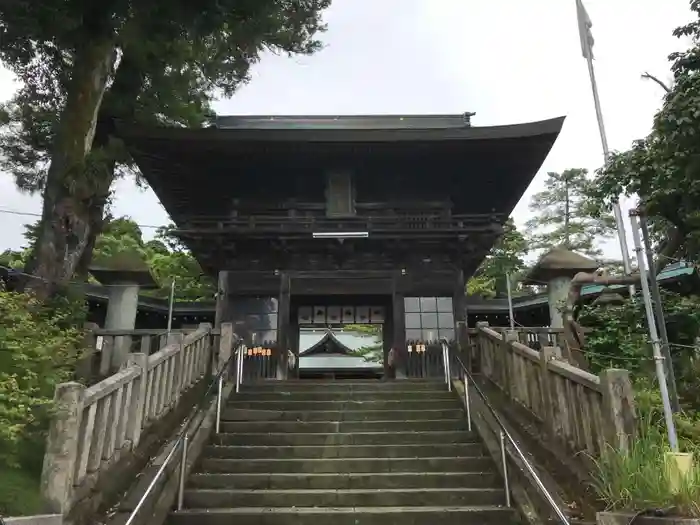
[590, 412, 700, 518]
[0, 287, 86, 471]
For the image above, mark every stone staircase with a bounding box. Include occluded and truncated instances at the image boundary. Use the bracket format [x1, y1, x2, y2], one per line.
[167, 379, 517, 525]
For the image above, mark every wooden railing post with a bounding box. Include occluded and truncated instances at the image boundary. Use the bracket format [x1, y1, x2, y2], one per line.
[40, 382, 85, 514]
[125, 353, 148, 448]
[599, 369, 637, 452]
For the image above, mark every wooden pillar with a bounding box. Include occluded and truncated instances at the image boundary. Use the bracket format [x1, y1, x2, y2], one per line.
[215, 271, 229, 328]
[276, 273, 291, 380]
[392, 272, 407, 379]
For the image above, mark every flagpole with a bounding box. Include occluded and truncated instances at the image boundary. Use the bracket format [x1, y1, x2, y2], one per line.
[578, 1, 635, 295]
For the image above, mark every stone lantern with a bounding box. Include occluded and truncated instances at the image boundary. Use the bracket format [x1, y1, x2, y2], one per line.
[523, 246, 599, 328]
[89, 252, 158, 371]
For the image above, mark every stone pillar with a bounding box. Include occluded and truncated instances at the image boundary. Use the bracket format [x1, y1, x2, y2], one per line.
[40, 382, 85, 515]
[104, 283, 141, 371]
[547, 276, 571, 328]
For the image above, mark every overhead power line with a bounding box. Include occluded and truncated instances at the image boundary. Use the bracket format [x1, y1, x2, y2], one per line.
[0, 207, 164, 229]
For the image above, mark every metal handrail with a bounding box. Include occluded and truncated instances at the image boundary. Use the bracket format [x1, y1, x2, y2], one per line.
[439, 339, 570, 525]
[123, 333, 244, 525]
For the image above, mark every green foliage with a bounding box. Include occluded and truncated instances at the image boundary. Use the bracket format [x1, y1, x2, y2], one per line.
[467, 219, 529, 298]
[590, 412, 700, 517]
[343, 325, 383, 364]
[0, 466, 44, 516]
[0, 287, 86, 471]
[590, 4, 700, 262]
[577, 300, 653, 375]
[7, 217, 216, 301]
[0, 0, 331, 290]
[0, 0, 331, 195]
[94, 218, 216, 301]
[526, 169, 615, 257]
[579, 291, 700, 411]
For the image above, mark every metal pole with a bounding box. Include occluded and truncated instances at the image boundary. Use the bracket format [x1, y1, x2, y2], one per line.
[238, 344, 245, 389]
[506, 273, 515, 330]
[235, 345, 242, 393]
[215, 375, 223, 434]
[177, 436, 189, 510]
[167, 279, 176, 335]
[464, 371, 472, 432]
[500, 430, 511, 507]
[629, 212, 679, 451]
[446, 346, 452, 392]
[585, 53, 635, 296]
[442, 343, 448, 387]
[638, 211, 680, 412]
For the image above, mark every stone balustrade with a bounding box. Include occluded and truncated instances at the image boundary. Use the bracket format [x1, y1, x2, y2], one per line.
[474, 322, 636, 457]
[40, 322, 227, 516]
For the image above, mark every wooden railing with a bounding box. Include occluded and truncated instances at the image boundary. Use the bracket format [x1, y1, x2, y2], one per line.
[405, 341, 447, 379]
[474, 322, 636, 458]
[40, 323, 232, 515]
[240, 342, 280, 381]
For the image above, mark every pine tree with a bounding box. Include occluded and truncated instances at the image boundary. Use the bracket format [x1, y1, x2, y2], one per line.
[525, 169, 615, 257]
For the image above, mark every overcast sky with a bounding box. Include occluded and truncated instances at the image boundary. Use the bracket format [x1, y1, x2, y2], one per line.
[0, 0, 693, 261]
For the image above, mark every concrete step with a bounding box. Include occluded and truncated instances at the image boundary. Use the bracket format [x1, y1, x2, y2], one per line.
[182, 487, 505, 508]
[188, 471, 502, 490]
[219, 418, 468, 434]
[168, 506, 516, 525]
[222, 407, 464, 422]
[199, 456, 494, 474]
[214, 430, 476, 446]
[225, 399, 459, 411]
[204, 442, 485, 459]
[240, 380, 447, 392]
[229, 391, 456, 402]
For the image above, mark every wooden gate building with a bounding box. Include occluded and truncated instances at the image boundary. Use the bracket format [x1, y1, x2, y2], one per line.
[120, 114, 563, 379]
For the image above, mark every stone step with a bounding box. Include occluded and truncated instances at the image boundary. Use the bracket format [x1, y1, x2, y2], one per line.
[225, 399, 458, 411]
[229, 391, 456, 402]
[239, 382, 448, 393]
[199, 456, 494, 474]
[219, 418, 468, 434]
[182, 487, 505, 508]
[204, 442, 484, 459]
[188, 471, 502, 490]
[214, 430, 476, 447]
[168, 506, 516, 525]
[222, 408, 464, 422]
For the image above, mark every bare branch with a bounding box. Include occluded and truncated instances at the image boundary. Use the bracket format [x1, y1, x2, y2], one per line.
[641, 72, 672, 93]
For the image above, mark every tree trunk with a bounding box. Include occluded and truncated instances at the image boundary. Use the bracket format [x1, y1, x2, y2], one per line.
[26, 37, 117, 299]
[73, 52, 148, 280]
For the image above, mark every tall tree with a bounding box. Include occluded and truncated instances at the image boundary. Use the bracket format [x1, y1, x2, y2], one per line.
[467, 218, 529, 298]
[525, 169, 615, 257]
[0, 0, 331, 298]
[590, 4, 700, 266]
